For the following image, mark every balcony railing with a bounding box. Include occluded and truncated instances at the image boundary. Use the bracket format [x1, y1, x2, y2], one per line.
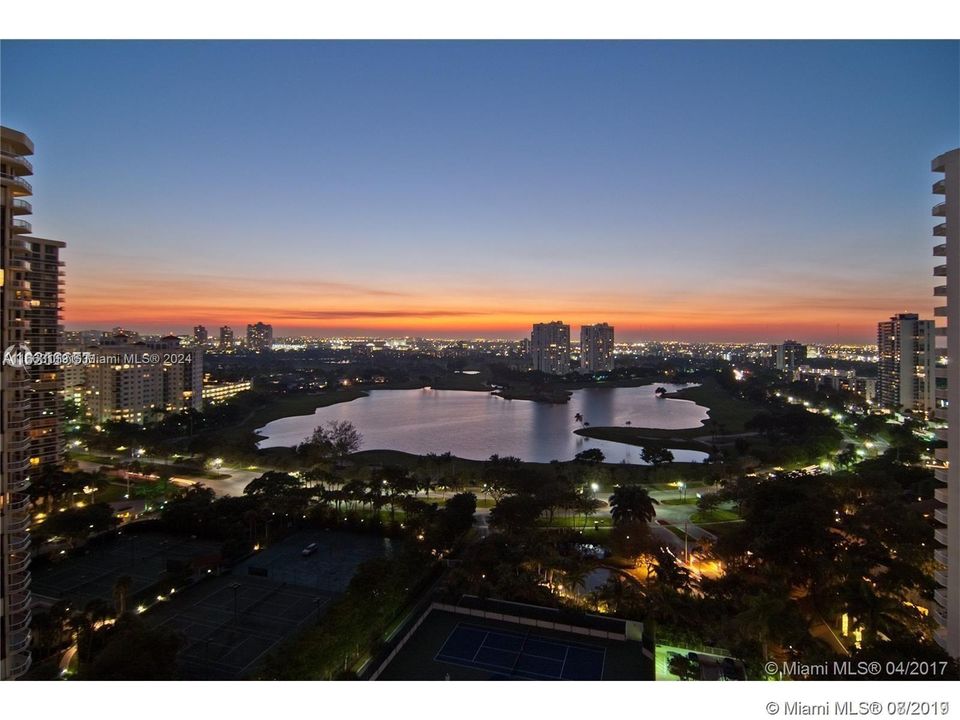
[7, 590, 31, 616]
[8, 532, 30, 554]
[934, 507, 948, 525]
[11, 197, 32, 214]
[934, 587, 948, 608]
[934, 179, 946, 195]
[933, 604, 948, 628]
[934, 264, 947, 276]
[0, 171, 32, 194]
[935, 486, 949, 503]
[934, 222, 948, 236]
[7, 610, 31, 638]
[11, 218, 32, 234]
[934, 526, 949, 546]
[6, 652, 31, 680]
[935, 547, 948, 566]
[934, 568, 948, 588]
[7, 572, 30, 595]
[7, 629, 31, 654]
[934, 243, 946, 257]
[7, 551, 31, 574]
[0, 147, 33, 173]
[6, 511, 30, 533]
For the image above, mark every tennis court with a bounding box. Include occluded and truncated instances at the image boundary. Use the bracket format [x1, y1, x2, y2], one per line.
[435, 622, 606, 680]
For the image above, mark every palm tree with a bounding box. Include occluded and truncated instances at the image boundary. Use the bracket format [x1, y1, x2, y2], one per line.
[608, 484, 659, 525]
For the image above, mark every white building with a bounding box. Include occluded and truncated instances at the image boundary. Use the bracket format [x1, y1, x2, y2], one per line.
[876, 313, 936, 415]
[531, 321, 570, 375]
[81, 334, 203, 425]
[932, 148, 959, 658]
[580, 323, 615, 373]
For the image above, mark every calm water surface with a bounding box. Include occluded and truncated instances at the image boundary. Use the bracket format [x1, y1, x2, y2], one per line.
[256, 384, 710, 464]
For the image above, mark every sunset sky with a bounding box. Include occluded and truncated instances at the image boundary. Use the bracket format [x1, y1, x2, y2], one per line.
[2, 41, 957, 342]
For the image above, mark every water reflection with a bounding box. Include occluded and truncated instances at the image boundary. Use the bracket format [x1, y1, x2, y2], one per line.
[256, 384, 710, 464]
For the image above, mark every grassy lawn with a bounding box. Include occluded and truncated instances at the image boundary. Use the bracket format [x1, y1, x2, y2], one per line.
[539, 515, 614, 529]
[658, 497, 698, 506]
[574, 427, 712, 452]
[690, 508, 740, 524]
[574, 376, 764, 448]
[690, 508, 741, 524]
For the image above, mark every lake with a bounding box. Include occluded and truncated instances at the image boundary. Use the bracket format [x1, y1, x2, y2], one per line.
[256, 384, 711, 464]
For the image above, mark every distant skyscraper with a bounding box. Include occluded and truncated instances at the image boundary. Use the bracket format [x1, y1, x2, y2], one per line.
[771, 340, 807, 373]
[246, 322, 273, 352]
[26, 236, 66, 469]
[531, 321, 570, 375]
[580, 323, 615, 373]
[193, 324, 208, 345]
[219, 325, 234, 350]
[876, 313, 935, 415]
[931, 148, 959, 658]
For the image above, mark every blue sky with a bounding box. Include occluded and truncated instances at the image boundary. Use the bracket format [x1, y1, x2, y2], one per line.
[2, 41, 957, 341]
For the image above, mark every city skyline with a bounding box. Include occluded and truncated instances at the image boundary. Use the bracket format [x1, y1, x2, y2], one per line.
[1, 41, 958, 342]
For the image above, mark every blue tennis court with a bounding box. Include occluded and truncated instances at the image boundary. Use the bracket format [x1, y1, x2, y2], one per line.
[434, 623, 606, 680]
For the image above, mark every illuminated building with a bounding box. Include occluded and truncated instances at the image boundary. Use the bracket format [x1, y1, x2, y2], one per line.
[219, 325, 234, 350]
[531, 321, 570, 375]
[202, 377, 253, 404]
[246, 321, 273, 351]
[580, 323, 615, 373]
[876, 313, 935, 415]
[81, 334, 202, 424]
[193, 324, 208, 346]
[770, 339, 807, 373]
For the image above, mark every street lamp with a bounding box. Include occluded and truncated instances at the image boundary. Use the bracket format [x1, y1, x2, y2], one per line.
[678, 481, 686, 502]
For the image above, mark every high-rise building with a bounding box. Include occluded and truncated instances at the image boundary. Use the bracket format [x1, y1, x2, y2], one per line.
[81, 334, 202, 425]
[580, 323, 615, 373]
[193, 324, 208, 346]
[931, 147, 959, 658]
[26, 237, 65, 469]
[771, 339, 807, 373]
[876, 313, 936, 415]
[246, 322, 273, 352]
[1, 125, 37, 679]
[530, 321, 570, 375]
[219, 325, 234, 350]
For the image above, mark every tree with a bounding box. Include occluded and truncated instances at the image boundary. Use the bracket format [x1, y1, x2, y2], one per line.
[488, 494, 543, 533]
[574, 448, 605, 464]
[42, 503, 117, 544]
[297, 420, 363, 462]
[80, 618, 181, 680]
[668, 653, 699, 680]
[640, 446, 674, 467]
[243, 470, 302, 497]
[608, 484, 659, 525]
